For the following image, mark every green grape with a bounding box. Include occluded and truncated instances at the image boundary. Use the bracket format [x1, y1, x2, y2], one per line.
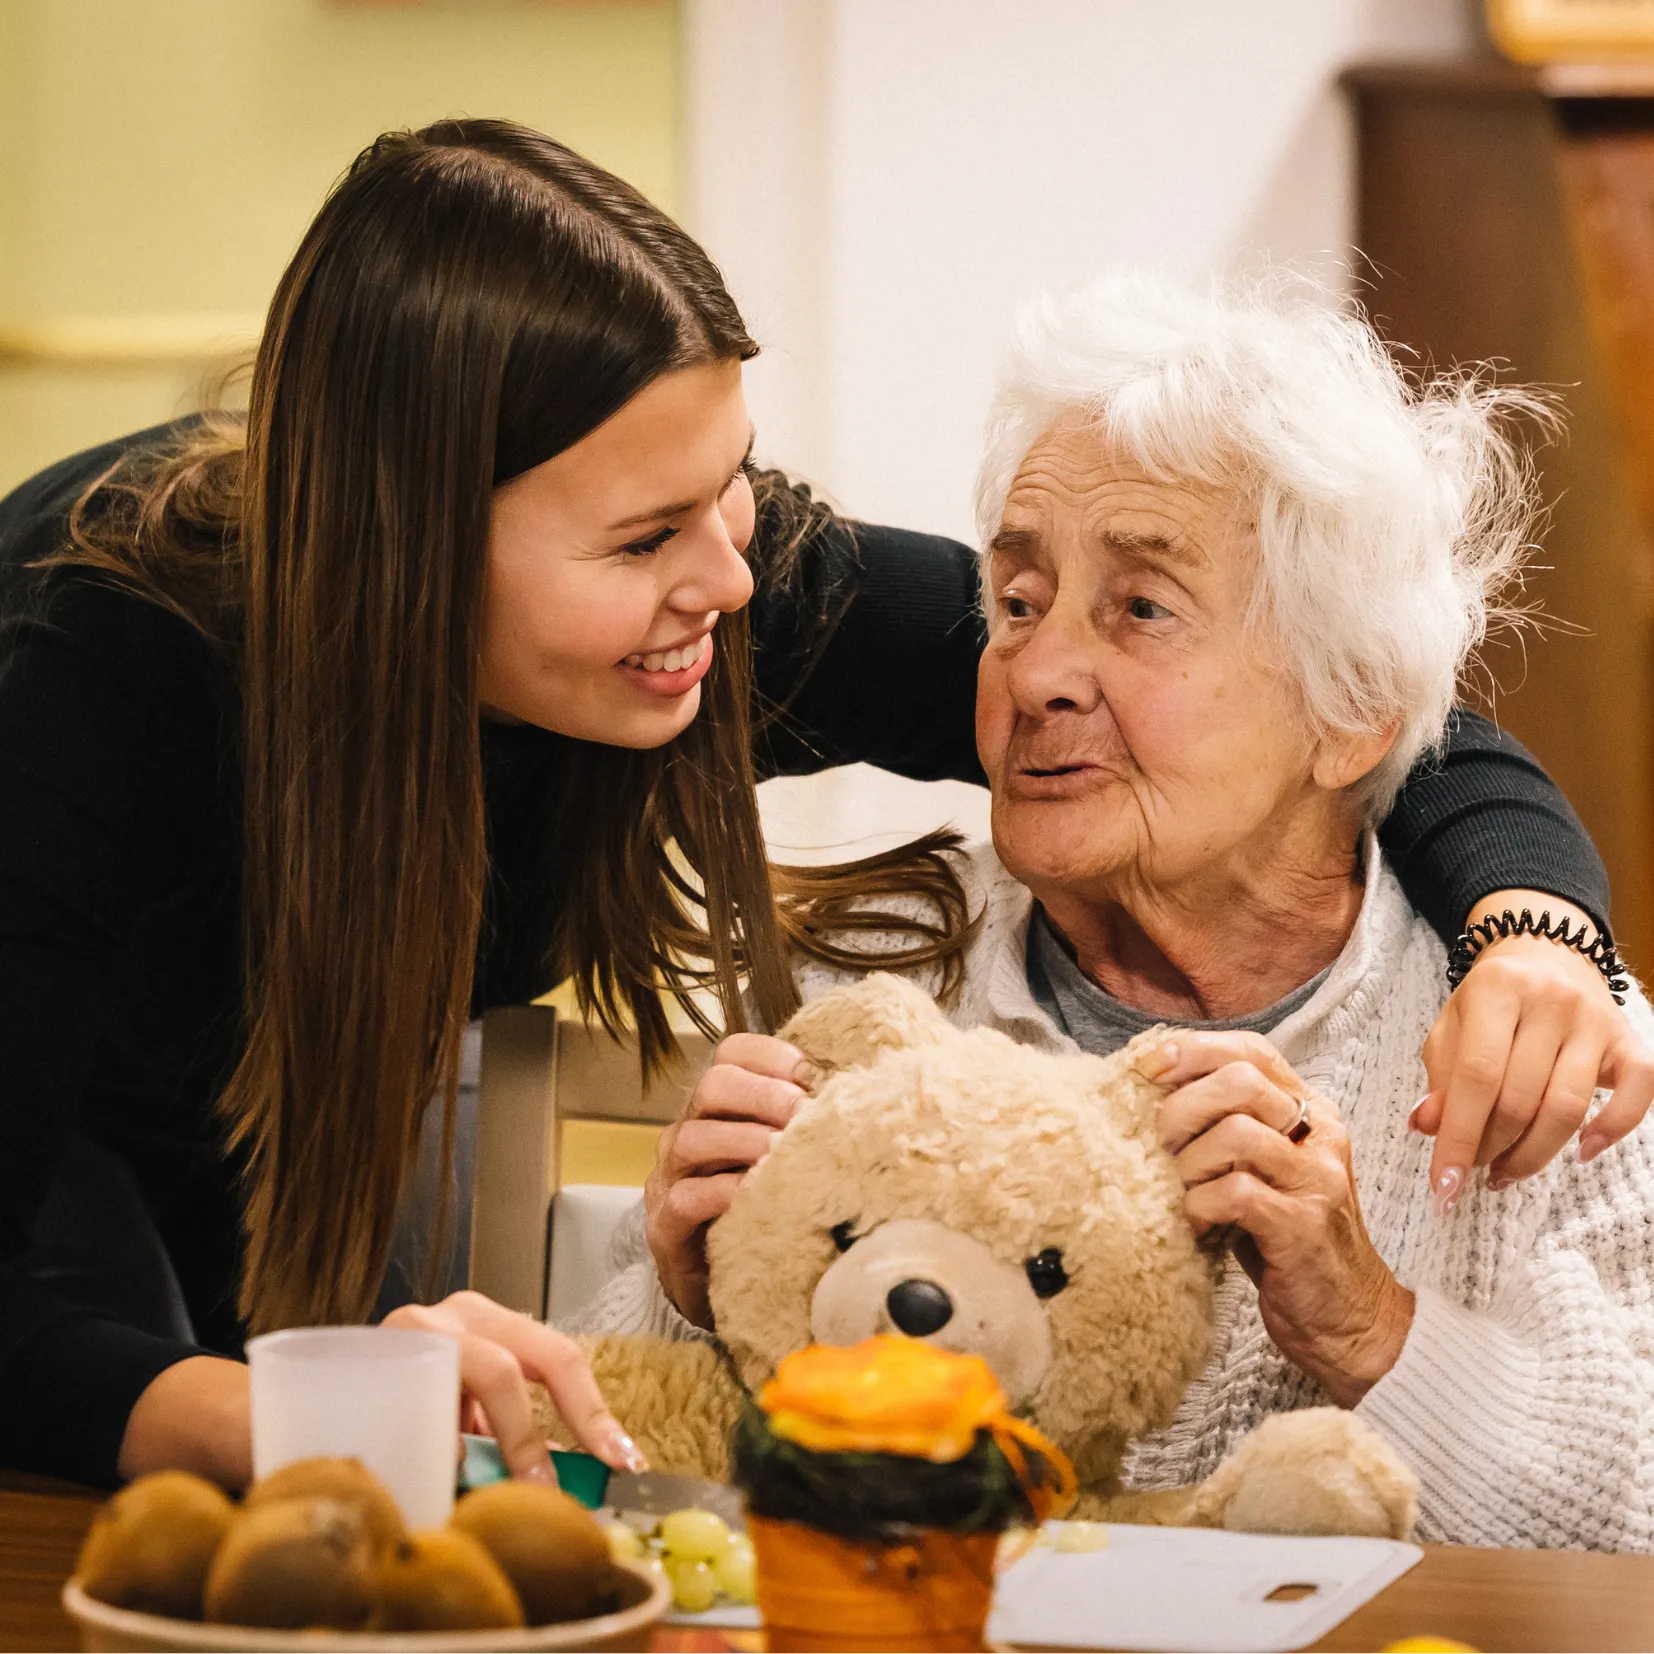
[712, 1533, 756, 1604]
[602, 1520, 644, 1563]
[660, 1507, 731, 1563]
[672, 1558, 718, 1614]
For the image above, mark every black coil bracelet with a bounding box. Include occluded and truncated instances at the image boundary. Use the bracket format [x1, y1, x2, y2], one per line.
[1446, 907, 1630, 1004]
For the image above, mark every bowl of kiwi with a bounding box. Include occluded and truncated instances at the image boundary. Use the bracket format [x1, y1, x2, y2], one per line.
[63, 1458, 670, 1652]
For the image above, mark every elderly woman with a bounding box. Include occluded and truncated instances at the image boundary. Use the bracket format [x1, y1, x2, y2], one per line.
[578, 277, 1654, 1550]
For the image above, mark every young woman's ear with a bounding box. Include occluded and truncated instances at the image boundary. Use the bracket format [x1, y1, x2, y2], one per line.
[779, 972, 954, 1076]
[1312, 722, 1400, 793]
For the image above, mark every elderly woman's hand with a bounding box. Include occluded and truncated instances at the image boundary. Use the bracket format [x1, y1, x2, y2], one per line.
[1139, 1031, 1415, 1407]
[1414, 892, 1654, 1208]
[645, 1033, 815, 1327]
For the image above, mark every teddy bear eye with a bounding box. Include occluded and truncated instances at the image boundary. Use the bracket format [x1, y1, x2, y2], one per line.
[1025, 1248, 1069, 1298]
[830, 1221, 859, 1253]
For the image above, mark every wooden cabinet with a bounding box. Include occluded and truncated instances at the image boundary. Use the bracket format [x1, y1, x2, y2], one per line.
[1346, 62, 1654, 965]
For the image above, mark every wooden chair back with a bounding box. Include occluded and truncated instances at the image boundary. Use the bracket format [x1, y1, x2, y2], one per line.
[467, 1004, 711, 1317]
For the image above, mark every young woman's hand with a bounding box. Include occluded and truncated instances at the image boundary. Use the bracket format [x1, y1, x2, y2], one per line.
[117, 1292, 643, 1492]
[644, 1033, 816, 1327]
[382, 1291, 645, 1478]
[1415, 891, 1654, 1209]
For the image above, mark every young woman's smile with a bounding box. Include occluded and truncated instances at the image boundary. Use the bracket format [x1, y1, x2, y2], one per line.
[620, 628, 715, 696]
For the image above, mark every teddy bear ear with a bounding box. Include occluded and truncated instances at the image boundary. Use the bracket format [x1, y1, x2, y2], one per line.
[778, 971, 954, 1075]
[1083, 1026, 1178, 1145]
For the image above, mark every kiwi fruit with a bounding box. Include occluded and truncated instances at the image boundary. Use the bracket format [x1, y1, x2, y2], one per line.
[77, 1470, 236, 1618]
[242, 1457, 406, 1552]
[370, 1528, 525, 1632]
[452, 1480, 621, 1625]
[203, 1496, 375, 1630]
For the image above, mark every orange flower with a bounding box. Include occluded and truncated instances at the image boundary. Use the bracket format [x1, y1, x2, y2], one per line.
[759, 1337, 1015, 1462]
[758, 1338, 1078, 1520]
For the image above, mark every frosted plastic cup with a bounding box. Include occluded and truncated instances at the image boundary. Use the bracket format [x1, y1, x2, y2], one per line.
[247, 1326, 461, 1529]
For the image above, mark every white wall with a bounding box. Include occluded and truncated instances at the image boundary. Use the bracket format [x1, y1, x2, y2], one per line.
[685, 0, 1479, 544]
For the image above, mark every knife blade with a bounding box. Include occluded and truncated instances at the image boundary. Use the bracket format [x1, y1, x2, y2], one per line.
[605, 1468, 746, 1529]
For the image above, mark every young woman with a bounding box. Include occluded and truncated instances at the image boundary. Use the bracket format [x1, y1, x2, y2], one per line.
[0, 119, 1639, 1491]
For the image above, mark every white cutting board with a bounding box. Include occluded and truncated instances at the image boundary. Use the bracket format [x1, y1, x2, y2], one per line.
[987, 1524, 1422, 1652]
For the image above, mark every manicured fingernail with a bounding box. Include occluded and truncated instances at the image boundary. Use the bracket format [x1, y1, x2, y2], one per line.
[1407, 1094, 1431, 1132]
[1135, 1042, 1179, 1081]
[1488, 1174, 1513, 1191]
[793, 1058, 822, 1089]
[520, 1458, 558, 1485]
[1434, 1165, 1464, 1217]
[605, 1428, 648, 1473]
[1578, 1132, 1607, 1165]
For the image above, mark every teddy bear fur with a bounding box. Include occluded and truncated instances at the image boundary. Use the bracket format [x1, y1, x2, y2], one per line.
[543, 973, 1417, 1538]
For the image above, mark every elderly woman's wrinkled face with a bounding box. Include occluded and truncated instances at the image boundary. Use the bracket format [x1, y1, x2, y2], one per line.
[977, 424, 1343, 898]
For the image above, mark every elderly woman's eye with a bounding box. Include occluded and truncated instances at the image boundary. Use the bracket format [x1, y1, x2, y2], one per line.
[1025, 1248, 1068, 1298]
[1004, 595, 1037, 620]
[1127, 596, 1171, 621]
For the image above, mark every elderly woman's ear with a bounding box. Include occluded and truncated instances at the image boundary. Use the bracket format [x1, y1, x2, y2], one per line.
[1311, 723, 1401, 796]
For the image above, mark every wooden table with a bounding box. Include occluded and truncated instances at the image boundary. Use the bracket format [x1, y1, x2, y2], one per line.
[1, 1473, 104, 1654]
[6, 1473, 1653, 1652]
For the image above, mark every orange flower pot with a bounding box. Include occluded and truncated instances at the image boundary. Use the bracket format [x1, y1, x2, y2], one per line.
[748, 1514, 997, 1653]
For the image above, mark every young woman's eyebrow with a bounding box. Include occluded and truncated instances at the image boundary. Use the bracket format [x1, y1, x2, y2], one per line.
[608, 429, 756, 530]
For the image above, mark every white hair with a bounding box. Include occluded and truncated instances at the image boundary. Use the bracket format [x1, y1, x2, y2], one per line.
[974, 272, 1548, 815]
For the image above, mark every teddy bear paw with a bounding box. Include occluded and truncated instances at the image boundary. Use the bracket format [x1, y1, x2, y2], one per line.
[1211, 1407, 1418, 1540]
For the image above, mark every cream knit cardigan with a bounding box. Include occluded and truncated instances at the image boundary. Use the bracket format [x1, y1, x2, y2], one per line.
[570, 836, 1654, 1551]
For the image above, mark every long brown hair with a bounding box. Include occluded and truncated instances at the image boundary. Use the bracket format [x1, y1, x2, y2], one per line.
[45, 119, 971, 1333]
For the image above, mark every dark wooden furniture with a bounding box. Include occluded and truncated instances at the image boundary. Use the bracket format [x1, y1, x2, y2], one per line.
[6, 1471, 1654, 1654]
[1346, 60, 1654, 968]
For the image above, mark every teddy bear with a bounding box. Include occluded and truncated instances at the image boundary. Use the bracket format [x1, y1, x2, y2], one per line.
[549, 972, 1418, 1538]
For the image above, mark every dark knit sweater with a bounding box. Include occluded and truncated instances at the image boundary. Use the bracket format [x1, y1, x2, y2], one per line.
[0, 426, 1609, 1486]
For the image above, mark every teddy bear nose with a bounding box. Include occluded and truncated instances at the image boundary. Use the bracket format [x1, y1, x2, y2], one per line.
[885, 1278, 954, 1336]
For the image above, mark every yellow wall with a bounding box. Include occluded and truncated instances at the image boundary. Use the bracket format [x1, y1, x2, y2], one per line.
[560, 1118, 663, 1187]
[0, 0, 680, 493]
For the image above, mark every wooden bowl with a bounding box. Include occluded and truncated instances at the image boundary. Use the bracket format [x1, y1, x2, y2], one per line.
[62, 1557, 669, 1653]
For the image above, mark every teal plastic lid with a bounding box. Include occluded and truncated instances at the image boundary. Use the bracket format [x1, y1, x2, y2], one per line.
[549, 1449, 613, 1509]
[458, 1433, 612, 1510]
